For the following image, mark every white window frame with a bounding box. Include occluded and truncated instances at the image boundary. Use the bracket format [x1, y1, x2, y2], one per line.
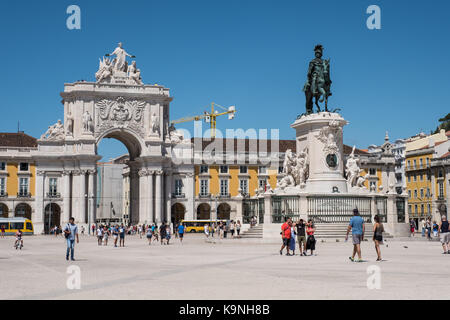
[19, 177, 29, 196]
[239, 179, 248, 195]
[175, 179, 183, 196]
[220, 179, 229, 196]
[200, 179, 209, 196]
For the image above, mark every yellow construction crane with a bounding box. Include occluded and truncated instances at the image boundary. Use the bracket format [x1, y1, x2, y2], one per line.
[170, 102, 236, 138]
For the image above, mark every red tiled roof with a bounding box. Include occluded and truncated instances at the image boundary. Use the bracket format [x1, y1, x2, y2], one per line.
[440, 151, 450, 159]
[0, 132, 37, 148]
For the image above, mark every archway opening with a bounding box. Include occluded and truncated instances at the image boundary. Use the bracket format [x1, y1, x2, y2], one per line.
[217, 203, 231, 220]
[15, 203, 31, 219]
[96, 130, 143, 226]
[171, 203, 186, 224]
[0, 203, 8, 218]
[197, 203, 211, 220]
[44, 203, 61, 234]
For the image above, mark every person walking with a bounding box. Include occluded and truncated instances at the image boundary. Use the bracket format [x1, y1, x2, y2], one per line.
[421, 219, 426, 237]
[178, 223, 185, 243]
[165, 224, 171, 245]
[119, 224, 126, 247]
[210, 222, 215, 238]
[112, 225, 119, 247]
[236, 220, 241, 238]
[96, 226, 103, 245]
[91, 224, 96, 236]
[289, 222, 296, 255]
[438, 216, 450, 254]
[147, 226, 154, 245]
[306, 220, 316, 256]
[346, 209, 365, 262]
[102, 225, 109, 246]
[204, 223, 210, 239]
[230, 220, 236, 238]
[1, 224, 5, 238]
[280, 218, 292, 256]
[159, 223, 166, 245]
[433, 221, 439, 238]
[426, 218, 432, 240]
[373, 215, 384, 261]
[409, 219, 416, 237]
[296, 219, 307, 256]
[63, 217, 79, 261]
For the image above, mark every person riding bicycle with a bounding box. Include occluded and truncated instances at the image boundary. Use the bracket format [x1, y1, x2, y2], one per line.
[15, 229, 23, 249]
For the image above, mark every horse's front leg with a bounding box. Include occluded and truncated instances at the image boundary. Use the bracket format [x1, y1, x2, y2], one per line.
[315, 96, 321, 112]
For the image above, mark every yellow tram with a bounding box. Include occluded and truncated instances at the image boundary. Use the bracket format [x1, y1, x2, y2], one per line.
[0, 218, 34, 235]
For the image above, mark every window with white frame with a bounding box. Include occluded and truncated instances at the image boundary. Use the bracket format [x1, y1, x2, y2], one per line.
[370, 181, 377, 190]
[414, 189, 417, 198]
[19, 178, 29, 196]
[369, 168, 376, 175]
[414, 204, 418, 214]
[220, 179, 229, 196]
[239, 166, 248, 174]
[200, 179, 209, 196]
[239, 179, 248, 195]
[420, 188, 424, 199]
[200, 165, 208, 174]
[0, 162, 5, 171]
[427, 204, 431, 214]
[421, 204, 424, 214]
[220, 165, 228, 174]
[259, 178, 267, 190]
[259, 166, 267, 174]
[0, 177, 5, 195]
[175, 179, 183, 196]
[49, 178, 58, 195]
[426, 188, 430, 198]
[408, 190, 411, 199]
[19, 163, 29, 172]
[278, 166, 283, 174]
[419, 158, 423, 168]
[439, 182, 444, 198]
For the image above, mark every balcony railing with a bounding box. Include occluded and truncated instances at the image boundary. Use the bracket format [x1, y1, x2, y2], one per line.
[219, 193, 231, 199]
[199, 193, 211, 198]
[47, 192, 61, 198]
[172, 193, 185, 199]
[17, 192, 31, 198]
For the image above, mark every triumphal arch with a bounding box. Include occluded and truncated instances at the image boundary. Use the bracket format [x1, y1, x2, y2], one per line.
[33, 43, 192, 234]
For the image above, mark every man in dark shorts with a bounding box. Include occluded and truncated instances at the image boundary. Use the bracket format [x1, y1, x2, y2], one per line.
[345, 209, 365, 262]
[296, 219, 307, 256]
[159, 223, 166, 245]
[280, 218, 292, 256]
[178, 223, 185, 243]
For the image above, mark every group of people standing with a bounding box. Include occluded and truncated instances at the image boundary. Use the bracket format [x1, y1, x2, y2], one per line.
[280, 218, 316, 256]
[95, 224, 126, 247]
[204, 220, 242, 239]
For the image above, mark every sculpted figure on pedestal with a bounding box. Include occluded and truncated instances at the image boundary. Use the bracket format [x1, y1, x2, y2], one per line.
[128, 61, 143, 85]
[277, 148, 309, 190]
[106, 42, 135, 73]
[150, 112, 160, 135]
[40, 120, 65, 141]
[83, 111, 93, 133]
[345, 146, 368, 190]
[302, 44, 332, 114]
[66, 112, 74, 136]
[95, 57, 113, 83]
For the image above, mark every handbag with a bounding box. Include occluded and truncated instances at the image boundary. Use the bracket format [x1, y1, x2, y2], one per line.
[64, 224, 71, 239]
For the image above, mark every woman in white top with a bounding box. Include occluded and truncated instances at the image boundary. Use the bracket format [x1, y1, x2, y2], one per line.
[204, 224, 210, 238]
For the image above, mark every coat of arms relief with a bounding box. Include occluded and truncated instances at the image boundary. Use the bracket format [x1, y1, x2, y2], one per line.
[95, 96, 147, 138]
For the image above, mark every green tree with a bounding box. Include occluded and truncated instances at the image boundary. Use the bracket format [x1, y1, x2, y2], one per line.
[434, 113, 450, 133]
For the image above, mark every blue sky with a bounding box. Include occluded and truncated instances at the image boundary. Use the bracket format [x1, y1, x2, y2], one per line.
[0, 0, 449, 160]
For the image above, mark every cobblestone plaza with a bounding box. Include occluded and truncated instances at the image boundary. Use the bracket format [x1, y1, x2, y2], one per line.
[1, 234, 448, 300]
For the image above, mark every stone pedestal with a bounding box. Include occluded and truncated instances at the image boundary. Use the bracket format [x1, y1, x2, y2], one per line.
[291, 112, 348, 194]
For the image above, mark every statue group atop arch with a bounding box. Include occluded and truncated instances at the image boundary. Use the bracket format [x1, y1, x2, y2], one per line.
[96, 42, 143, 85]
